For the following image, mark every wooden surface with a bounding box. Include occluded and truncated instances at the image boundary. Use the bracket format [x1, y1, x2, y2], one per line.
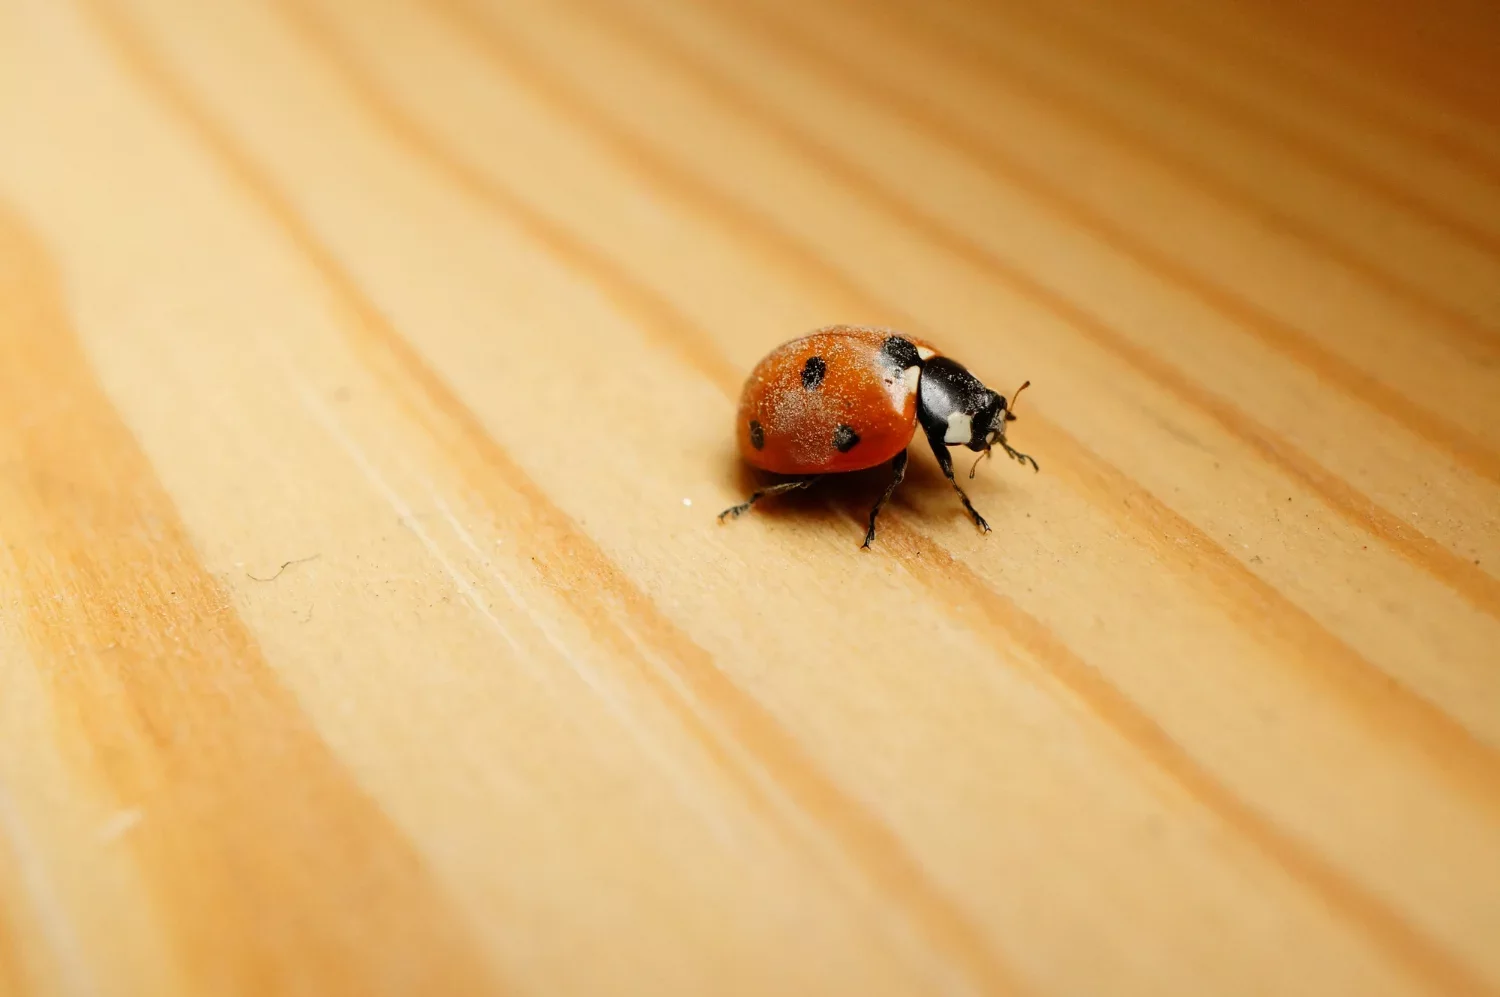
[1, 0, 1498, 993]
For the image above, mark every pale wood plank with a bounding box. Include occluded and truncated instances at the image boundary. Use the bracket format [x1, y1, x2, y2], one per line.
[0, 0, 1496, 994]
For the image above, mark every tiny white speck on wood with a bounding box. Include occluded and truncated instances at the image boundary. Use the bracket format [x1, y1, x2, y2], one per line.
[682, 497, 693, 507]
[97, 808, 143, 844]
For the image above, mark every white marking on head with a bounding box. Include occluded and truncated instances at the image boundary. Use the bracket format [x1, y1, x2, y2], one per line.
[916, 345, 936, 360]
[944, 411, 973, 444]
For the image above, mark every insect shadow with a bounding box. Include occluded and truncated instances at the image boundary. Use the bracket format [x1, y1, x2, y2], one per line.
[720, 445, 981, 542]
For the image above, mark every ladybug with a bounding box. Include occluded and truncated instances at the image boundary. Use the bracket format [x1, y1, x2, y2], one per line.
[719, 324, 1038, 547]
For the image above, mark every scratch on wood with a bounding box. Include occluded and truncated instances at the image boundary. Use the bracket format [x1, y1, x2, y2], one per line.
[245, 554, 320, 582]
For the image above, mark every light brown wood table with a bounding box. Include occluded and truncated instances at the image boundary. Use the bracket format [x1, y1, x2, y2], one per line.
[1, 0, 1498, 994]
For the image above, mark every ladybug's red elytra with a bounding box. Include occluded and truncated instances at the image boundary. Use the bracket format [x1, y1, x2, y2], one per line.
[719, 325, 1038, 548]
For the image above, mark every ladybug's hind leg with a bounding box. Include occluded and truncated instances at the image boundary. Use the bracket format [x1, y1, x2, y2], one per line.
[922, 425, 992, 534]
[861, 450, 908, 549]
[718, 476, 820, 523]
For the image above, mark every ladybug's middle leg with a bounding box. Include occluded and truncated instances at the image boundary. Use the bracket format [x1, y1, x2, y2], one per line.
[861, 450, 908, 549]
[717, 477, 820, 522]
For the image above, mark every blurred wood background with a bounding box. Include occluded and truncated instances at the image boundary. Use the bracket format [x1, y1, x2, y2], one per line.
[1, 0, 1498, 994]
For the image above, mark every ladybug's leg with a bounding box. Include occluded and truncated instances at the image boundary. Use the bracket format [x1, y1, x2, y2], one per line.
[922, 425, 992, 534]
[717, 477, 820, 522]
[998, 438, 1040, 472]
[861, 450, 908, 549]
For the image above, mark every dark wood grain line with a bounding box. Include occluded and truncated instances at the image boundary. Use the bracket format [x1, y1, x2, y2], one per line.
[960, 0, 1500, 260]
[1071, 0, 1500, 186]
[0, 195, 501, 997]
[951, 0, 1500, 296]
[1248, 0, 1500, 127]
[306, 0, 1500, 989]
[80, 1, 1029, 992]
[585, 0, 1500, 617]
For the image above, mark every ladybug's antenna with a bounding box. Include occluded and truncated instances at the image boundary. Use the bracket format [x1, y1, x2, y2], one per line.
[1004, 379, 1031, 422]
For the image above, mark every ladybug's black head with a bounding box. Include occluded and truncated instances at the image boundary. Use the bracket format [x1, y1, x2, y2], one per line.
[917, 357, 1037, 475]
[917, 357, 1009, 451]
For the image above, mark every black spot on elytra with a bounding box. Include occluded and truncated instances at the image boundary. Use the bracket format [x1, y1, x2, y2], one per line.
[801, 355, 827, 390]
[748, 420, 765, 449]
[880, 336, 923, 371]
[833, 424, 860, 452]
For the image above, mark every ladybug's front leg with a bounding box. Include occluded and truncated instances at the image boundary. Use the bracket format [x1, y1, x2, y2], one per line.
[718, 477, 820, 523]
[922, 425, 992, 534]
[998, 438, 1040, 472]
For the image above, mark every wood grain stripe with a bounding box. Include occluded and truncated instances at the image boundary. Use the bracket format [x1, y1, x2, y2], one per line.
[1249, 0, 1500, 126]
[1012, 0, 1500, 190]
[269, 3, 1500, 990]
[908, 0, 1500, 345]
[954, 0, 1500, 258]
[0, 201, 498, 996]
[642, 0, 1500, 615]
[80, 1, 1028, 991]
